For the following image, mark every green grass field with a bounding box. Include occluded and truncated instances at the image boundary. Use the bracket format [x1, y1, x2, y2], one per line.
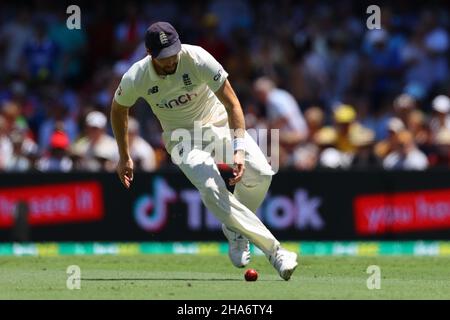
[1, 255, 450, 299]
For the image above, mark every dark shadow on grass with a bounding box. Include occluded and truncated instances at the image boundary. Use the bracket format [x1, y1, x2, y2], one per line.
[83, 278, 278, 282]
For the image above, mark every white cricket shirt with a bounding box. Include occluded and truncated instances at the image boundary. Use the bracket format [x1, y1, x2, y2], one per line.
[114, 44, 229, 149]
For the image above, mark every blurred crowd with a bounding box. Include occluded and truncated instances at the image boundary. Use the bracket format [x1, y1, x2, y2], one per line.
[0, 0, 449, 172]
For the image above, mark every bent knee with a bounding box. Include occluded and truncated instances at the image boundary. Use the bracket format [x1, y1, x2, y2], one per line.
[199, 176, 228, 198]
[240, 168, 272, 188]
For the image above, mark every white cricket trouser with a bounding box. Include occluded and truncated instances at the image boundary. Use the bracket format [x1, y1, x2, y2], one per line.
[164, 125, 280, 256]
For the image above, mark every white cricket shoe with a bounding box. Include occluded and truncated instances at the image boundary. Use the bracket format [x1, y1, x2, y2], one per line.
[222, 224, 251, 268]
[267, 247, 298, 281]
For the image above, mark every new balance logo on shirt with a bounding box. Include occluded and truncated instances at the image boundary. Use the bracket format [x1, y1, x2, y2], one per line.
[148, 86, 159, 95]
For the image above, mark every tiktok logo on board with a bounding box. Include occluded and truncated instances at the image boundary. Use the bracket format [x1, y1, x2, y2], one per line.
[133, 177, 324, 232]
[133, 177, 177, 232]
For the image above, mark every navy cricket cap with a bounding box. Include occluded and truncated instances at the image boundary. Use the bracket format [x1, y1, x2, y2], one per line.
[145, 22, 181, 59]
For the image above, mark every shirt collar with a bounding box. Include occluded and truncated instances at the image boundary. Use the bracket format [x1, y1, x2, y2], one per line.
[148, 51, 181, 81]
[149, 56, 162, 81]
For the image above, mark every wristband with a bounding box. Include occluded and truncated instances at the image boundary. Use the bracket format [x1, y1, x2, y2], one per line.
[233, 138, 245, 152]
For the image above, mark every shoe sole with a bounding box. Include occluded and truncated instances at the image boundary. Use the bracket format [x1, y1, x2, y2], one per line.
[280, 253, 298, 281]
[228, 245, 251, 268]
[280, 262, 298, 281]
[229, 253, 250, 268]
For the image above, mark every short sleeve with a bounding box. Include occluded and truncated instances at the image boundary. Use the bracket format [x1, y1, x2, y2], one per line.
[196, 47, 229, 92]
[114, 74, 138, 107]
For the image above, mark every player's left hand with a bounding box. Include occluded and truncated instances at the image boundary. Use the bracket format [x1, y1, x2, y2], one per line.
[117, 157, 134, 189]
[229, 150, 245, 186]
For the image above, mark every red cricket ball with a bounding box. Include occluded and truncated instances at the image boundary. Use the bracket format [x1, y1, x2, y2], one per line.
[244, 269, 258, 281]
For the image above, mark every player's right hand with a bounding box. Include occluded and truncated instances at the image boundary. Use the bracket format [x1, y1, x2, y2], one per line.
[229, 150, 245, 186]
[117, 158, 134, 189]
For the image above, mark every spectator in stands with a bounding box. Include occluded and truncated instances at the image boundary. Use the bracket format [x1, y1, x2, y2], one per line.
[291, 106, 324, 171]
[404, 12, 449, 99]
[36, 129, 73, 172]
[49, 11, 88, 83]
[71, 111, 118, 172]
[327, 29, 361, 103]
[375, 117, 405, 160]
[208, 0, 254, 39]
[0, 115, 13, 171]
[5, 129, 38, 172]
[5, 80, 42, 137]
[1, 100, 29, 134]
[429, 95, 450, 136]
[304, 106, 325, 143]
[114, 2, 147, 60]
[197, 14, 229, 65]
[350, 127, 381, 169]
[393, 93, 417, 126]
[429, 129, 450, 167]
[0, 6, 33, 77]
[383, 130, 429, 170]
[38, 99, 78, 153]
[406, 109, 431, 153]
[363, 29, 403, 101]
[292, 144, 319, 171]
[333, 104, 360, 154]
[314, 127, 349, 169]
[21, 20, 59, 82]
[253, 77, 308, 153]
[128, 117, 157, 172]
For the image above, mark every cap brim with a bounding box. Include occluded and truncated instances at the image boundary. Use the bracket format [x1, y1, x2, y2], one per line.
[153, 40, 181, 59]
[434, 106, 450, 113]
[87, 123, 105, 129]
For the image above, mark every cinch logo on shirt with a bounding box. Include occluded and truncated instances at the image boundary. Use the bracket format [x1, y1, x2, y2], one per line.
[156, 92, 198, 109]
